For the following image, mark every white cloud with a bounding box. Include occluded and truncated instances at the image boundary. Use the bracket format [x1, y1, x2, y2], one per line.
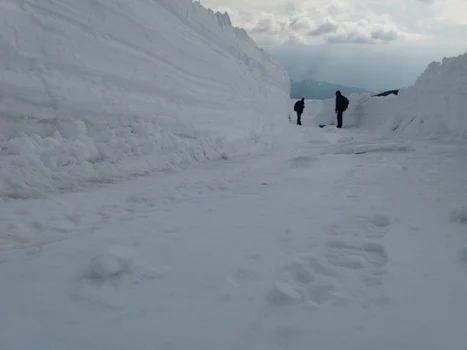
[250, 13, 290, 34]
[201, 0, 466, 46]
[200, 0, 467, 90]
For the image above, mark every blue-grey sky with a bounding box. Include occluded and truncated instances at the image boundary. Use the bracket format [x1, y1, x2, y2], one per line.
[201, 0, 467, 91]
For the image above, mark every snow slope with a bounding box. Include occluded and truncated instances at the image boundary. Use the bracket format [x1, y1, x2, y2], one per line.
[0, 0, 290, 198]
[314, 50, 467, 138]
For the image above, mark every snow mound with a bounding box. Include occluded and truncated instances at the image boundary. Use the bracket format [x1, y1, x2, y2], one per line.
[88, 246, 135, 278]
[315, 51, 467, 138]
[0, 0, 290, 198]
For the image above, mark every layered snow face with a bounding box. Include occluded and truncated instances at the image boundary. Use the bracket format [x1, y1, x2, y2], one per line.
[0, 0, 290, 198]
[315, 51, 467, 138]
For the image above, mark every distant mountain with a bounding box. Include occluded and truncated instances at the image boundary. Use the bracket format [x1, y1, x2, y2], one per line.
[290, 80, 373, 100]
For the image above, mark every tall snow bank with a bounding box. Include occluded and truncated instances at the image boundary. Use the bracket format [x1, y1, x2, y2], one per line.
[0, 0, 290, 198]
[315, 51, 467, 138]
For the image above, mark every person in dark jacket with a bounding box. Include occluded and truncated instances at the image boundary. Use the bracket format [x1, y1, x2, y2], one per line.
[335, 91, 349, 128]
[293, 98, 305, 125]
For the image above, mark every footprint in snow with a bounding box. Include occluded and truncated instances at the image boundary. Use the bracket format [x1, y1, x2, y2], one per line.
[226, 264, 260, 287]
[325, 240, 388, 271]
[289, 156, 315, 169]
[279, 257, 344, 306]
[367, 214, 391, 228]
[307, 282, 337, 305]
[283, 260, 315, 284]
[325, 214, 392, 239]
[300, 256, 339, 278]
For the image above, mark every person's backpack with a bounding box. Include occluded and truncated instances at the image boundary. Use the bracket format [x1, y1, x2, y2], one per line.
[343, 97, 349, 110]
[293, 101, 299, 112]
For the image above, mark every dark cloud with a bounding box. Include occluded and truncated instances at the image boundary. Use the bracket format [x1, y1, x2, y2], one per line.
[326, 32, 373, 44]
[290, 17, 313, 31]
[371, 28, 400, 41]
[309, 21, 338, 36]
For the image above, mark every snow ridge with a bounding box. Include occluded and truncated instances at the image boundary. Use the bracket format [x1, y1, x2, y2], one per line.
[0, 0, 290, 198]
[314, 50, 467, 138]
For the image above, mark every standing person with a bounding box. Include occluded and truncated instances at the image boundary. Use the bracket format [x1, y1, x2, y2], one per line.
[335, 91, 349, 128]
[293, 98, 305, 125]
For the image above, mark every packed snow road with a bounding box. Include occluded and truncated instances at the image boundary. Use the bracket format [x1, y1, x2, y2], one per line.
[1, 126, 466, 350]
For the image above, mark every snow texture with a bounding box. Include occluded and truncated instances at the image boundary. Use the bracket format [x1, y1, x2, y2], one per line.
[267, 282, 303, 306]
[451, 205, 467, 224]
[332, 141, 414, 154]
[2, 124, 466, 350]
[1, 1, 467, 349]
[315, 50, 467, 138]
[0, 0, 290, 198]
[459, 247, 467, 263]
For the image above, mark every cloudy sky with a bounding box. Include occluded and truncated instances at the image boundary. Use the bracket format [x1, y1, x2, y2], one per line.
[200, 0, 467, 91]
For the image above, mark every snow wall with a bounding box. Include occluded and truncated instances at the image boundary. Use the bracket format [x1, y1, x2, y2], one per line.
[315, 50, 467, 138]
[0, 0, 290, 198]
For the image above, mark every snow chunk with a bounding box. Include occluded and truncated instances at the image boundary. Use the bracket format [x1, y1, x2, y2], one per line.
[88, 246, 135, 278]
[267, 282, 303, 306]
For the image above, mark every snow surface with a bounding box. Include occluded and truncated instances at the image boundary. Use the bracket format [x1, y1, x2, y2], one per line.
[1, 121, 467, 350]
[1, 1, 467, 349]
[0, 0, 289, 198]
[315, 50, 467, 138]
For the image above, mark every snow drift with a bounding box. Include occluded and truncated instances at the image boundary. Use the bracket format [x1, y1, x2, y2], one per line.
[0, 0, 290, 198]
[315, 51, 467, 138]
